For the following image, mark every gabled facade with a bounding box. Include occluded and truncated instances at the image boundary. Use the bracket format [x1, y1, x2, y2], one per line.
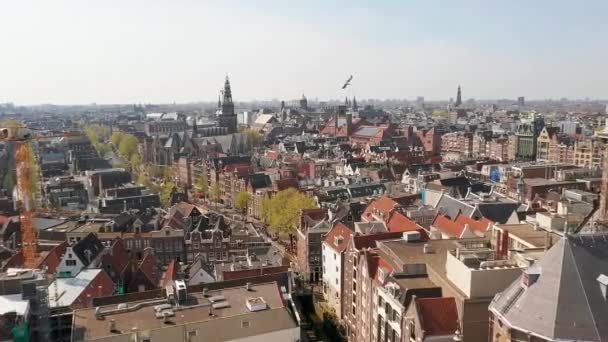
[321, 222, 354, 318]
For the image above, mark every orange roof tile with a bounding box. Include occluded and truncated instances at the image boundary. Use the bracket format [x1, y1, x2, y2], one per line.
[454, 214, 493, 233]
[362, 196, 400, 222]
[416, 297, 459, 336]
[386, 212, 429, 240]
[161, 259, 179, 288]
[323, 222, 355, 253]
[352, 232, 404, 250]
[432, 213, 492, 238]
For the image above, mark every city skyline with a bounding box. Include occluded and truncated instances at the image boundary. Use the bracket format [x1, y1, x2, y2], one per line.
[1, 0, 607, 105]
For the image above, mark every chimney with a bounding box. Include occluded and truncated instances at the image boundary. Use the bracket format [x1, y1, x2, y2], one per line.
[246, 282, 252, 291]
[163, 312, 172, 324]
[501, 230, 510, 259]
[109, 319, 116, 332]
[495, 230, 502, 259]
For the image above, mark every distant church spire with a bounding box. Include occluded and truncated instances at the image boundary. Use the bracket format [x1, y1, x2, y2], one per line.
[223, 76, 233, 105]
[352, 96, 358, 111]
[217, 94, 222, 109]
[218, 75, 237, 133]
[456, 85, 462, 107]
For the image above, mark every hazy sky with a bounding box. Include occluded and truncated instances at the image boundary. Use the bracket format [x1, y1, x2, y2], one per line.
[1, 0, 607, 104]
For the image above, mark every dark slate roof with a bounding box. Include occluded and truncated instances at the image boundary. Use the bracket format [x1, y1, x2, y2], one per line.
[491, 234, 608, 341]
[72, 233, 105, 266]
[475, 202, 520, 224]
[243, 174, 271, 190]
[210, 155, 251, 169]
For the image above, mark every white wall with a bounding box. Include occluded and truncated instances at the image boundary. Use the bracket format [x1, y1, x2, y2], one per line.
[56, 246, 84, 277]
[446, 251, 522, 298]
[322, 242, 342, 316]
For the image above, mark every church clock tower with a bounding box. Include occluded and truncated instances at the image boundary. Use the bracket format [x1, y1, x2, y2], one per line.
[218, 76, 237, 133]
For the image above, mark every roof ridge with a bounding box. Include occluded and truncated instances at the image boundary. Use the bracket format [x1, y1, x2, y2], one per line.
[566, 239, 602, 341]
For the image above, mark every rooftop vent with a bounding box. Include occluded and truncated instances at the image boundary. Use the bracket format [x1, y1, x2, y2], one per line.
[212, 301, 231, 309]
[245, 297, 267, 312]
[109, 319, 117, 333]
[423, 243, 433, 254]
[522, 267, 541, 287]
[402, 231, 421, 242]
[597, 274, 608, 300]
[175, 280, 187, 303]
[209, 295, 226, 303]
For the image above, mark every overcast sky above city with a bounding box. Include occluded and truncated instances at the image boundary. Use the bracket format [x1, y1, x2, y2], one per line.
[1, 0, 607, 105]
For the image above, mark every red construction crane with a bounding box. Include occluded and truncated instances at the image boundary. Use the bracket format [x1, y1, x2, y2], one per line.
[1, 126, 40, 268]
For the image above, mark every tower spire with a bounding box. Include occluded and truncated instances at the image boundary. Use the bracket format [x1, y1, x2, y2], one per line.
[218, 75, 237, 133]
[456, 85, 462, 107]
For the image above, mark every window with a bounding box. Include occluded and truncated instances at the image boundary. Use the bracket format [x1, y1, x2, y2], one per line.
[187, 330, 198, 338]
[241, 320, 250, 328]
[335, 278, 339, 285]
[334, 253, 337, 260]
[142, 338, 151, 342]
[66, 260, 77, 266]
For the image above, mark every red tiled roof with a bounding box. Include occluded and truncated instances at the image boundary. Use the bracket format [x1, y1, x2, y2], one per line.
[416, 297, 459, 336]
[39, 241, 68, 273]
[432, 213, 492, 238]
[2, 251, 24, 270]
[302, 208, 328, 222]
[323, 222, 354, 253]
[161, 259, 179, 288]
[431, 214, 463, 238]
[366, 253, 380, 279]
[274, 178, 300, 191]
[454, 214, 493, 233]
[0, 215, 9, 227]
[175, 202, 197, 218]
[386, 212, 417, 232]
[223, 163, 251, 172]
[138, 251, 159, 285]
[222, 265, 290, 281]
[110, 239, 129, 273]
[265, 151, 280, 160]
[362, 196, 400, 222]
[386, 212, 429, 240]
[352, 232, 404, 250]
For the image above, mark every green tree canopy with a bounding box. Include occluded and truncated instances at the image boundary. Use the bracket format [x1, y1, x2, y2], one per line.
[160, 180, 175, 206]
[130, 153, 141, 171]
[211, 183, 222, 203]
[110, 131, 125, 147]
[235, 191, 252, 213]
[242, 129, 264, 147]
[0, 120, 22, 128]
[261, 188, 317, 235]
[117, 134, 139, 161]
[195, 172, 208, 196]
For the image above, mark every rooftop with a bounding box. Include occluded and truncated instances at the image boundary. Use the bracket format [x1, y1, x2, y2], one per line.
[72, 281, 296, 341]
[494, 223, 560, 249]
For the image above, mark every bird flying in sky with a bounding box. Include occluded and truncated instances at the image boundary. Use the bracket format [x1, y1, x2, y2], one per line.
[342, 75, 353, 89]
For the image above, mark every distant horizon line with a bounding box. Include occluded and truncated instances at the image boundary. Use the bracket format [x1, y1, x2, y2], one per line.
[3, 97, 608, 108]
